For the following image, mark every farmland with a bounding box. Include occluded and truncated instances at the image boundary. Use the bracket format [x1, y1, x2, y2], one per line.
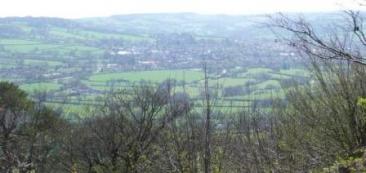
[0, 14, 311, 115]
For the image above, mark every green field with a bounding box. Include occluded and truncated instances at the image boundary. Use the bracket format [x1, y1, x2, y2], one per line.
[24, 59, 63, 66]
[0, 39, 37, 44]
[6, 66, 306, 113]
[280, 69, 310, 77]
[0, 38, 103, 55]
[20, 82, 61, 92]
[49, 27, 151, 41]
[83, 68, 294, 101]
[89, 69, 204, 83]
[215, 78, 255, 87]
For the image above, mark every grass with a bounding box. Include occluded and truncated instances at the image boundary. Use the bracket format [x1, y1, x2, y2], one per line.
[83, 80, 131, 91]
[0, 39, 37, 44]
[237, 67, 273, 78]
[174, 86, 201, 97]
[280, 69, 309, 77]
[216, 78, 255, 87]
[49, 28, 86, 40]
[226, 90, 284, 100]
[20, 82, 61, 92]
[89, 69, 204, 83]
[0, 63, 16, 69]
[0, 38, 103, 55]
[85, 67, 299, 102]
[246, 67, 273, 74]
[0, 39, 55, 53]
[269, 73, 292, 80]
[0, 77, 11, 81]
[48, 27, 151, 42]
[24, 59, 63, 66]
[47, 103, 89, 117]
[254, 80, 281, 90]
[80, 30, 150, 41]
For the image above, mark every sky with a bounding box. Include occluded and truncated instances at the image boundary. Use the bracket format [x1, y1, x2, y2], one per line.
[0, 0, 364, 18]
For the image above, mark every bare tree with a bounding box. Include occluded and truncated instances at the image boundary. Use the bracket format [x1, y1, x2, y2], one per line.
[268, 11, 366, 65]
[267, 9, 366, 171]
[0, 82, 63, 173]
[60, 83, 186, 173]
[203, 63, 212, 173]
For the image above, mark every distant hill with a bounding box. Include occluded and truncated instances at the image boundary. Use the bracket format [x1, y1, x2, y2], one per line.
[0, 12, 347, 42]
[78, 13, 266, 39]
[78, 12, 347, 40]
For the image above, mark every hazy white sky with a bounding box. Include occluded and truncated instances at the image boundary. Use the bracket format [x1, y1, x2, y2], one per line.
[0, 0, 363, 18]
